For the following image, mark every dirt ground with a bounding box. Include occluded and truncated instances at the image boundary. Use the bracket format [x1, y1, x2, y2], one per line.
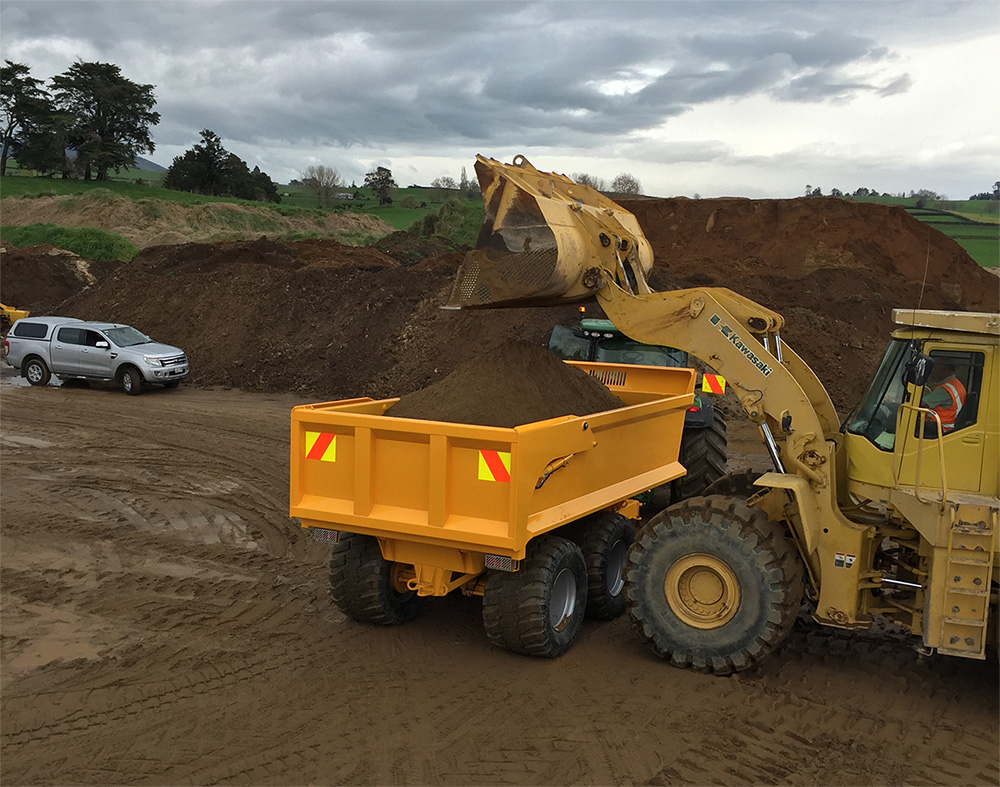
[2, 373, 997, 786]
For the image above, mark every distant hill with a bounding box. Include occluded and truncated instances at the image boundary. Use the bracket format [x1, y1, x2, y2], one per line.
[133, 156, 167, 173]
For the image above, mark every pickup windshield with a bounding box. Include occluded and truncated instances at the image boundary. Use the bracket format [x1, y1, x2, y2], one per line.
[105, 326, 152, 347]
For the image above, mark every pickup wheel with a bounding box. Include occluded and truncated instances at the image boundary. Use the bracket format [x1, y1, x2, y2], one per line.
[120, 366, 143, 396]
[573, 511, 634, 620]
[482, 535, 587, 658]
[329, 532, 421, 625]
[24, 357, 51, 386]
[625, 496, 803, 675]
[672, 413, 728, 501]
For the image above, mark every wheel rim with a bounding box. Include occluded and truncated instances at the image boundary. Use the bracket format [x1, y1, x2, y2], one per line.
[606, 538, 627, 598]
[123, 373, 133, 391]
[549, 567, 577, 632]
[27, 364, 42, 383]
[664, 553, 740, 629]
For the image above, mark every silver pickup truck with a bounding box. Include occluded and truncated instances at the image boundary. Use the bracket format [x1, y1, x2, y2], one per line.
[3, 316, 189, 395]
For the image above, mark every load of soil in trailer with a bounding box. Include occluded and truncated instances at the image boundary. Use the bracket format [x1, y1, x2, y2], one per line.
[385, 341, 626, 427]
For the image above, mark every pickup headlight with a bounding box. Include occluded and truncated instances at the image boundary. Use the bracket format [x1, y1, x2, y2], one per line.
[143, 356, 164, 367]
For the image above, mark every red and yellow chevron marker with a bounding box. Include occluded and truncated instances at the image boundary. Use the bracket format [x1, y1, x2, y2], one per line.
[305, 431, 337, 462]
[701, 374, 726, 394]
[478, 449, 511, 483]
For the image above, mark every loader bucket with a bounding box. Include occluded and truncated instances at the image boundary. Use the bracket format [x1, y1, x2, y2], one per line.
[446, 155, 654, 308]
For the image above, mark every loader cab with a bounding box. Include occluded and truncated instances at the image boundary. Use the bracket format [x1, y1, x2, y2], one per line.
[845, 311, 999, 498]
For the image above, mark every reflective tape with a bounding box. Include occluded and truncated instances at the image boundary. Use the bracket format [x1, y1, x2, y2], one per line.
[305, 431, 337, 462]
[478, 449, 511, 482]
[702, 374, 726, 394]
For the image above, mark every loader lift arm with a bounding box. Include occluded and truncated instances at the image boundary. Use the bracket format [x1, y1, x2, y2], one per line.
[447, 154, 876, 629]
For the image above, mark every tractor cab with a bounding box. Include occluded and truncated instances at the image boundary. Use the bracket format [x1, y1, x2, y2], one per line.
[548, 318, 715, 429]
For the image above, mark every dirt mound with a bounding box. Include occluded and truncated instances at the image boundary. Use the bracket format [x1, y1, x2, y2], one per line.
[0, 190, 395, 249]
[386, 341, 625, 426]
[0, 241, 121, 313]
[620, 196, 999, 408]
[7, 197, 998, 413]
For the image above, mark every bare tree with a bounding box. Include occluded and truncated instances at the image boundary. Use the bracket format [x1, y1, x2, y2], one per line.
[573, 172, 607, 191]
[431, 176, 457, 189]
[301, 164, 343, 208]
[611, 173, 641, 195]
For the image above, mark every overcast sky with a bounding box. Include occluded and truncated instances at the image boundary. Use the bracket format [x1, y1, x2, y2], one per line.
[2, 0, 997, 199]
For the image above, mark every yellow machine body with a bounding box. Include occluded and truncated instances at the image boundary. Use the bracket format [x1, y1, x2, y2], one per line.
[448, 154, 999, 661]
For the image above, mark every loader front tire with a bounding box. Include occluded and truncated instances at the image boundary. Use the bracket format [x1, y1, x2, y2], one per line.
[483, 535, 587, 658]
[702, 468, 767, 499]
[329, 532, 422, 625]
[625, 496, 803, 675]
[574, 511, 634, 620]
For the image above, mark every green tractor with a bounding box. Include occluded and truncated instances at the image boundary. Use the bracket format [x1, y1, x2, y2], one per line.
[548, 317, 728, 506]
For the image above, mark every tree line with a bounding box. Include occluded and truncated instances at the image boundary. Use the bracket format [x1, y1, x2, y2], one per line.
[805, 183, 999, 202]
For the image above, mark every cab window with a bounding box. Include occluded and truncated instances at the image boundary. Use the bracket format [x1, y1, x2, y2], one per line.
[919, 350, 984, 435]
[57, 327, 85, 345]
[847, 339, 911, 450]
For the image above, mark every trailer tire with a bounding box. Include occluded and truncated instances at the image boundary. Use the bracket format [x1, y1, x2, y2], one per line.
[702, 468, 767, 499]
[575, 511, 634, 620]
[625, 496, 803, 675]
[329, 532, 422, 625]
[672, 413, 728, 501]
[483, 535, 587, 658]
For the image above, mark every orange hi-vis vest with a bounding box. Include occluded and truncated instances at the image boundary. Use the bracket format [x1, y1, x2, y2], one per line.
[932, 376, 967, 431]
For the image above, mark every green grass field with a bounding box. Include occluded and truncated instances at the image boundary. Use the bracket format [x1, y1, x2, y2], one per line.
[0, 223, 137, 261]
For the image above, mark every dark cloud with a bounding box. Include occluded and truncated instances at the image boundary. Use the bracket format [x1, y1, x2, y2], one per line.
[0, 0, 994, 194]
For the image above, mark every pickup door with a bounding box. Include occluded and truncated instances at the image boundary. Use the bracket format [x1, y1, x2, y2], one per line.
[50, 327, 114, 378]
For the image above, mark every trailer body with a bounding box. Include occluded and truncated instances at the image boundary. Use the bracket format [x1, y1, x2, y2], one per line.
[290, 361, 694, 597]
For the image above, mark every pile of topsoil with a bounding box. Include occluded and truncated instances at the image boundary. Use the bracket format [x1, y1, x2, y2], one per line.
[386, 341, 625, 427]
[2, 196, 997, 415]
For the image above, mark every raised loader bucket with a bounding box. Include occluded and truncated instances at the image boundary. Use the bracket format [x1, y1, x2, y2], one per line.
[446, 155, 654, 308]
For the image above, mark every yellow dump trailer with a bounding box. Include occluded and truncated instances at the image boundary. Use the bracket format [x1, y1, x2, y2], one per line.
[290, 361, 695, 657]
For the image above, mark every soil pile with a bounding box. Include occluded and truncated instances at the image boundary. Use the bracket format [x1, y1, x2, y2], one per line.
[385, 341, 625, 426]
[0, 241, 122, 312]
[3, 196, 997, 412]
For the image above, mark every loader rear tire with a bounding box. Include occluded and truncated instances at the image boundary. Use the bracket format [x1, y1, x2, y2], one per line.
[482, 535, 587, 658]
[672, 414, 728, 501]
[625, 496, 803, 675]
[329, 532, 422, 625]
[574, 511, 634, 620]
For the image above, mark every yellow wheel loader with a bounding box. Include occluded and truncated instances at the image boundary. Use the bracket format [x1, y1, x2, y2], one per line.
[446, 154, 999, 673]
[1, 303, 29, 336]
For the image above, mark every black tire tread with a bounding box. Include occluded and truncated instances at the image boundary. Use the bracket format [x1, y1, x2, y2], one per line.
[329, 532, 421, 625]
[673, 412, 728, 500]
[577, 512, 634, 620]
[626, 495, 803, 675]
[482, 535, 586, 658]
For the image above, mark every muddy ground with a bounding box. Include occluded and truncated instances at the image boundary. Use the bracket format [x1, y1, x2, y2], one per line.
[2, 375, 997, 786]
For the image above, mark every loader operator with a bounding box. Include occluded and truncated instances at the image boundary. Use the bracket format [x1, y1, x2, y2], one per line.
[921, 360, 967, 434]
